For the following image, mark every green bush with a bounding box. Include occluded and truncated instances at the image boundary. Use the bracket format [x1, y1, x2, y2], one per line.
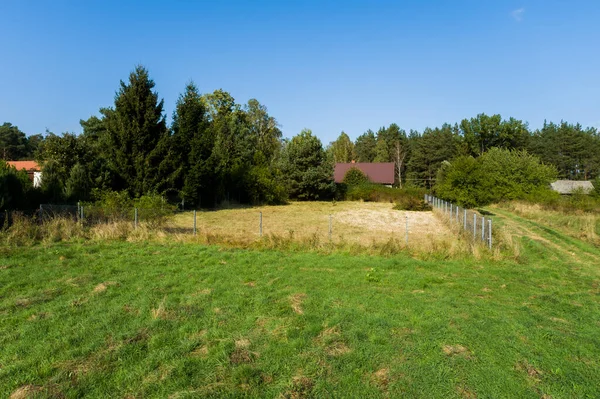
[86, 190, 176, 226]
[134, 193, 177, 228]
[435, 148, 558, 207]
[393, 197, 432, 211]
[343, 183, 428, 209]
[342, 167, 370, 186]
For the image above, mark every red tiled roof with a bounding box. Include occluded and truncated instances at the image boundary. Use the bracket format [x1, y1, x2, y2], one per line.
[334, 162, 395, 184]
[6, 160, 41, 171]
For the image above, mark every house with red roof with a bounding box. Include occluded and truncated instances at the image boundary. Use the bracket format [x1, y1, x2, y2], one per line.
[334, 162, 395, 185]
[6, 160, 42, 187]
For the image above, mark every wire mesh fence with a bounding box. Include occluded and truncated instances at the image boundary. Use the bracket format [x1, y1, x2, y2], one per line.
[424, 195, 493, 249]
[4, 201, 469, 250]
[33, 204, 177, 228]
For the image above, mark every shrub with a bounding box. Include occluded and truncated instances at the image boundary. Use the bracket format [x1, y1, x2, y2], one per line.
[435, 148, 558, 207]
[393, 197, 432, 211]
[134, 193, 177, 228]
[342, 167, 370, 186]
[343, 183, 428, 207]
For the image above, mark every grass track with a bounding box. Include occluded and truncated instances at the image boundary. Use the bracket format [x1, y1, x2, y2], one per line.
[1, 208, 600, 398]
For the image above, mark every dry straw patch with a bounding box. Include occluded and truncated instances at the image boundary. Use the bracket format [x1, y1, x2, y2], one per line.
[190, 345, 209, 358]
[93, 281, 117, 294]
[235, 338, 251, 349]
[290, 293, 306, 315]
[281, 376, 314, 399]
[442, 344, 471, 357]
[317, 325, 352, 356]
[515, 360, 543, 382]
[456, 385, 477, 398]
[10, 385, 43, 399]
[371, 368, 390, 391]
[151, 296, 175, 320]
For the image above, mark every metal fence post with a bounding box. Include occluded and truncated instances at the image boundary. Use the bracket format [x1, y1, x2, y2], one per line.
[463, 209, 467, 230]
[481, 216, 485, 241]
[473, 213, 476, 238]
[488, 219, 492, 249]
[259, 211, 263, 237]
[456, 205, 459, 222]
[193, 209, 197, 235]
[81, 205, 84, 222]
[134, 207, 138, 229]
[450, 204, 453, 220]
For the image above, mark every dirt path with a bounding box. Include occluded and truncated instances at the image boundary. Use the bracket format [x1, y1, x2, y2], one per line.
[490, 207, 600, 269]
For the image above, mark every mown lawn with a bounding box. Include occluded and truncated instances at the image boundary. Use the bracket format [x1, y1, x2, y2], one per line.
[1, 230, 599, 397]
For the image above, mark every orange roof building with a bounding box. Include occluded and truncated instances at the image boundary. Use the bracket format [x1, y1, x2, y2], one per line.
[6, 160, 42, 187]
[6, 160, 41, 172]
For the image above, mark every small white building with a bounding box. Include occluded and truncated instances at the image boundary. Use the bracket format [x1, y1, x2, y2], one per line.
[550, 180, 594, 195]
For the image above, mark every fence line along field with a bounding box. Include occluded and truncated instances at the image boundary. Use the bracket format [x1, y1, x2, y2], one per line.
[169, 202, 453, 249]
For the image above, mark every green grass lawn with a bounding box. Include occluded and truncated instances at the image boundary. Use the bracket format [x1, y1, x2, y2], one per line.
[1, 209, 600, 398]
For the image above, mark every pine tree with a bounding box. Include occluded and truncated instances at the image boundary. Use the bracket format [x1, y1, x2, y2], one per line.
[354, 130, 377, 162]
[170, 83, 212, 206]
[102, 65, 168, 197]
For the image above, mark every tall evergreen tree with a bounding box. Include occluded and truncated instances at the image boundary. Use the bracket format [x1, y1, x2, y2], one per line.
[101, 65, 168, 197]
[354, 130, 377, 162]
[170, 83, 212, 206]
[374, 123, 409, 185]
[407, 124, 460, 188]
[528, 121, 600, 180]
[0, 123, 28, 160]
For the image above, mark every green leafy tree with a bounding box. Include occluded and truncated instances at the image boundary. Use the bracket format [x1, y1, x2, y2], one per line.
[354, 130, 377, 162]
[40, 160, 64, 203]
[280, 129, 335, 200]
[329, 131, 355, 163]
[79, 116, 113, 190]
[203, 90, 253, 204]
[460, 113, 530, 156]
[244, 99, 282, 162]
[36, 132, 90, 184]
[102, 65, 168, 197]
[436, 148, 557, 207]
[64, 163, 91, 202]
[0, 162, 30, 210]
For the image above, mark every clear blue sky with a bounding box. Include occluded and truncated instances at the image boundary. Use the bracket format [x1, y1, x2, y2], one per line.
[1, 0, 599, 144]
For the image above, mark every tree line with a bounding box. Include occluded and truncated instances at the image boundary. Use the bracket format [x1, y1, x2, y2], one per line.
[2, 65, 599, 211]
[330, 115, 600, 187]
[1, 66, 334, 210]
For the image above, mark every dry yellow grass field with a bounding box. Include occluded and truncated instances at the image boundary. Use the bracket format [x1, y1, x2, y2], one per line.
[169, 201, 454, 250]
